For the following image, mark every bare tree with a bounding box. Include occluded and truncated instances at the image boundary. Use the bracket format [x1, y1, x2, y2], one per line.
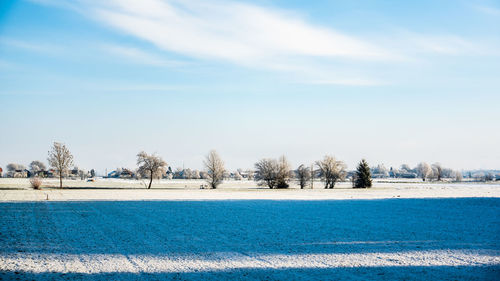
[199, 171, 209, 179]
[296, 164, 311, 189]
[192, 170, 201, 180]
[417, 162, 432, 181]
[6, 163, 27, 178]
[78, 169, 88, 180]
[234, 170, 243, 180]
[246, 170, 254, 180]
[183, 168, 194, 179]
[441, 168, 453, 178]
[255, 159, 279, 188]
[400, 164, 412, 172]
[254, 156, 292, 189]
[204, 150, 225, 189]
[47, 142, 74, 188]
[6, 164, 16, 172]
[182, 169, 201, 180]
[29, 161, 46, 176]
[431, 163, 443, 181]
[316, 156, 347, 189]
[371, 164, 389, 177]
[7, 163, 25, 172]
[136, 151, 167, 189]
[276, 156, 292, 188]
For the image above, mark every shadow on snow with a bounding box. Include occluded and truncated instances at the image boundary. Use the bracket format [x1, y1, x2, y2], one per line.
[1, 198, 499, 256]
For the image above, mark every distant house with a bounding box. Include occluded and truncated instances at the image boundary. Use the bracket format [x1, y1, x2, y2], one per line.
[346, 171, 356, 179]
[47, 169, 56, 178]
[120, 169, 134, 178]
[0, 167, 3, 177]
[107, 171, 119, 178]
[372, 173, 389, 179]
[388, 167, 417, 178]
[397, 172, 418, 179]
[163, 167, 173, 179]
[33, 170, 46, 177]
[8, 169, 28, 178]
[107, 168, 135, 178]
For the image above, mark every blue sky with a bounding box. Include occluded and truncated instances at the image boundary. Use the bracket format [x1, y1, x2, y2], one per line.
[1, 0, 499, 173]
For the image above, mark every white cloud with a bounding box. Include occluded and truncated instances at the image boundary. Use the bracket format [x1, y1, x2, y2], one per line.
[73, 0, 398, 85]
[89, 0, 394, 63]
[26, 0, 499, 85]
[28, 0, 399, 85]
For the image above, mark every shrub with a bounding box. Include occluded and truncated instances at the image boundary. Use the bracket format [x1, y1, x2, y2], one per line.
[30, 177, 43, 189]
[276, 181, 289, 189]
[255, 156, 291, 189]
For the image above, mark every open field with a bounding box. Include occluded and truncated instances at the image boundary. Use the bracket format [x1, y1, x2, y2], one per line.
[0, 180, 499, 280]
[0, 178, 499, 201]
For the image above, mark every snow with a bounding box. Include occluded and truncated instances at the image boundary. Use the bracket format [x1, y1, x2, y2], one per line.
[0, 178, 499, 201]
[0, 179, 499, 280]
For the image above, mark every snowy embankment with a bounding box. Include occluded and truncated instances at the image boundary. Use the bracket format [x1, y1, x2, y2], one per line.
[0, 180, 499, 280]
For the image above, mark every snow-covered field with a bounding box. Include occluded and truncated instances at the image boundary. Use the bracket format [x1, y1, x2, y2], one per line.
[1, 178, 499, 201]
[0, 179, 499, 280]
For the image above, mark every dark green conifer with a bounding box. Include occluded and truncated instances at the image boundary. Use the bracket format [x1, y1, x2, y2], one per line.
[354, 159, 372, 188]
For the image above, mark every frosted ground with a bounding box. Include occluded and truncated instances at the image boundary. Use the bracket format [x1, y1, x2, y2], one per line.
[0, 179, 499, 280]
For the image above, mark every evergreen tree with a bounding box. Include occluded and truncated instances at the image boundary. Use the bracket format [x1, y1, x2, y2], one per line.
[354, 159, 372, 188]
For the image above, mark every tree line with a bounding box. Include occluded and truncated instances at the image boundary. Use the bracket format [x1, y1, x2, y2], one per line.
[2, 141, 495, 189]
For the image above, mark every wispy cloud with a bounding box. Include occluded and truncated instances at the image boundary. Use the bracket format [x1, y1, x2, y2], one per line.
[474, 5, 500, 16]
[0, 37, 63, 55]
[374, 29, 500, 58]
[0, 59, 17, 69]
[37, 0, 396, 85]
[89, 0, 395, 63]
[27, 0, 82, 13]
[26, 0, 500, 86]
[408, 34, 498, 56]
[101, 44, 187, 67]
[305, 78, 386, 86]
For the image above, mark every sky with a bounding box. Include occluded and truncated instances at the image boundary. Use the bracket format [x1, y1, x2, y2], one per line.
[0, 0, 499, 174]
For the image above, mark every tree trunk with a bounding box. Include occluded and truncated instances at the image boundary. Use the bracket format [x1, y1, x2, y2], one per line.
[59, 174, 63, 189]
[148, 173, 153, 189]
